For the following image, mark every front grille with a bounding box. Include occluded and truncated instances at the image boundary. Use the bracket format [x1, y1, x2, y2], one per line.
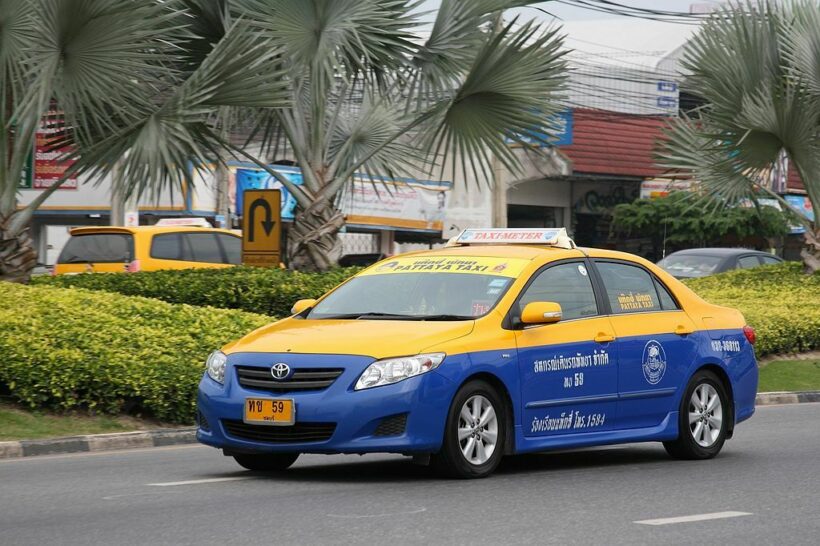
[222, 420, 336, 443]
[373, 413, 408, 437]
[236, 366, 344, 393]
[196, 410, 211, 432]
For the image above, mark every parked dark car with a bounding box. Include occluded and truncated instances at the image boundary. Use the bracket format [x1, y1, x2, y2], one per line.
[657, 248, 783, 279]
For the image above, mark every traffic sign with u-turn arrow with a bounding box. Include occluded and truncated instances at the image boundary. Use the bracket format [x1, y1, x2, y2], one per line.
[242, 189, 281, 267]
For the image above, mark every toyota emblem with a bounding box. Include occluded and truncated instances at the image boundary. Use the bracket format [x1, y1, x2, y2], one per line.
[271, 363, 291, 380]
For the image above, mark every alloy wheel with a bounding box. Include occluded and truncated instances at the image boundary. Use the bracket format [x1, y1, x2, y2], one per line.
[457, 395, 498, 465]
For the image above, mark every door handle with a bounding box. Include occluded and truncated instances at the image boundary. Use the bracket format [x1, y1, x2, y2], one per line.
[675, 325, 695, 336]
[594, 332, 616, 343]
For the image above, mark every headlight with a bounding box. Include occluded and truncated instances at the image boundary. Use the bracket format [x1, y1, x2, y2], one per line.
[206, 351, 227, 384]
[355, 353, 445, 390]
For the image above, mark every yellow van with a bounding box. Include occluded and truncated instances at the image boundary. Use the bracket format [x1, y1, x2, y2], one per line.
[53, 226, 242, 275]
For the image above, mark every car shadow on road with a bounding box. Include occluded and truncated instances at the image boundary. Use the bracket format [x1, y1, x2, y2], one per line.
[229, 444, 706, 483]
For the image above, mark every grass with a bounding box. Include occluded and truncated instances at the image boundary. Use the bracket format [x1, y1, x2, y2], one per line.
[758, 360, 820, 392]
[0, 401, 150, 442]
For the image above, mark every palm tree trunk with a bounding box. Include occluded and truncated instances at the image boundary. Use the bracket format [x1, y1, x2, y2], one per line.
[801, 227, 820, 275]
[287, 200, 345, 271]
[0, 211, 37, 283]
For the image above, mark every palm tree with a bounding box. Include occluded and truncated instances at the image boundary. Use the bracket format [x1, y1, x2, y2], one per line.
[1, 0, 568, 281]
[657, 0, 820, 273]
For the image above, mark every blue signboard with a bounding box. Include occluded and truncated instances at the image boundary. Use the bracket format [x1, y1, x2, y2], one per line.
[235, 168, 304, 221]
[507, 109, 573, 147]
[784, 194, 814, 234]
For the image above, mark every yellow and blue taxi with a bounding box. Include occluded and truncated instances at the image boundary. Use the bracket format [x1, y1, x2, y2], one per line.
[197, 229, 758, 478]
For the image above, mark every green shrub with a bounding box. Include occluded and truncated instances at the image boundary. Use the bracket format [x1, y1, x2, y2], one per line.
[685, 262, 820, 356]
[0, 283, 271, 423]
[33, 266, 361, 317]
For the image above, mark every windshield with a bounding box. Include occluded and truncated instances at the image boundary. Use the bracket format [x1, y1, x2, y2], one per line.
[658, 254, 723, 278]
[308, 255, 528, 320]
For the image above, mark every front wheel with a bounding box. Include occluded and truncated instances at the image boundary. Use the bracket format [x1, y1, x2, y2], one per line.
[432, 380, 506, 479]
[664, 370, 729, 460]
[232, 452, 299, 472]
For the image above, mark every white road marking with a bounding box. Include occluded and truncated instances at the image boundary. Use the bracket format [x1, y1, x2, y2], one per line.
[327, 508, 427, 519]
[146, 477, 251, 487]
[635, 511, 752, 526]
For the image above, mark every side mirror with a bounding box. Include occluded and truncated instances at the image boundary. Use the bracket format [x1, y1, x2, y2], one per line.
[291, 298, 317, 315]
[521, 302, 563, 325]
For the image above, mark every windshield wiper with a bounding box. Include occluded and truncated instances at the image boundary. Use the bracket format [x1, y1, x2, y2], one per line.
[318, 312, 418, 320]
[405, 314, 475, 321]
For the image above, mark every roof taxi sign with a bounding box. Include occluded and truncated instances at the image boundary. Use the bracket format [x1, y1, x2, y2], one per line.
[450, 228, 575, 249]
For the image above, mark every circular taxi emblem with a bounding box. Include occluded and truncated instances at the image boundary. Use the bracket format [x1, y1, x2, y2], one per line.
[642, 340, 667, 385]
[271, 363, 291, 381]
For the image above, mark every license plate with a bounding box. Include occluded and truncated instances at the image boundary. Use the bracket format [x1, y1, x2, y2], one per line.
[243, 398, 295, 426]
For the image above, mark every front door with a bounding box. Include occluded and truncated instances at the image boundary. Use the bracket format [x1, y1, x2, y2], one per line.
[593, 260, 698, 429]
[514, 261, 619, 437]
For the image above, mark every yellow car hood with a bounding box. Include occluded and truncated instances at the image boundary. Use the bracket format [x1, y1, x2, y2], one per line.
[224, 318, 475, 359]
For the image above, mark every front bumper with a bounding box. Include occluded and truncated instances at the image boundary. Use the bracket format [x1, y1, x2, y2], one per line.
[197, 352, 456, 454]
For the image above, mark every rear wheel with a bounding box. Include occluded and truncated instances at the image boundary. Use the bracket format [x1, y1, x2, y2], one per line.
[232, 452, 299, 472]
[432, 380, 506, 479]
[664, 370, 729, 460]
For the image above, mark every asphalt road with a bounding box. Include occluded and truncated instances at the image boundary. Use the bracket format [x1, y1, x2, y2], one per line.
[1, 403, 818, 546]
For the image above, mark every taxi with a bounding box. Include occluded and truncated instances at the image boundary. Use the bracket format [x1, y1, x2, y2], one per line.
[53, 223, 241, 275]
[197, 229, 758, 478]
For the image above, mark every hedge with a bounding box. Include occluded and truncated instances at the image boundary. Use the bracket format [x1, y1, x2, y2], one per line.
[685, 262, 820, 356]
[33, 266, 361, 317]
[0, 283, 270, 423]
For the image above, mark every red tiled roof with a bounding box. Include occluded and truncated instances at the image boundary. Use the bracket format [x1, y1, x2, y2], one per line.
[787, 167, 805, 192]
[558, 109, 669, 178]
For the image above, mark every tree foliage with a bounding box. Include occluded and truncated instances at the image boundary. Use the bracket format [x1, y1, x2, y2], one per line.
[1, 0, 569, 278]
[611, 193, 791, 260]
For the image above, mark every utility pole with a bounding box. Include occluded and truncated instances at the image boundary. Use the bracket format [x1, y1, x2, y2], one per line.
[491, 13, 507, 229]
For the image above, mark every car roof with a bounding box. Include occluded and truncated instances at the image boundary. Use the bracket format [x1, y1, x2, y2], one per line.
[664, 247, 763, 257]
[69, 226, 239, 237]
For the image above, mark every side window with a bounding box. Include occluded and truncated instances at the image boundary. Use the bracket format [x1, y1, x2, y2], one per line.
[518, 262, 598, 321]
[151, 233, 183, 260]
[216, 234, 241, 265]
[737, 256, 761, 269]
[761, 255, 781, 265]
[184, 233, 224, 263]
[596, 262, 662, 314]
[653, 278, 679, 311]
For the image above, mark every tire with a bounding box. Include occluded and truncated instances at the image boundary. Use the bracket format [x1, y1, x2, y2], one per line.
[232, 452, 299, 472]
[432, 380, 506, 479]
[664, 370, 729, 460]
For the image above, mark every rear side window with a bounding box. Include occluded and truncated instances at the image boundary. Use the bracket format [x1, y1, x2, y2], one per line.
[761, 255, 781, 265]
[653, 278, 679, 311]
[58, 234, 133, 264]
[184, 233, 224, 263]
[216, 233, 241, 265]
[518, 262, 598, 321]
[737, 256, 761, 269]
[596, 262, 662, 314]
[150, 233, 192, 261]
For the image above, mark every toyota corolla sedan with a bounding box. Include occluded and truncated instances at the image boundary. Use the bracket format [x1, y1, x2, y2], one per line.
[197, 229, 758, 479]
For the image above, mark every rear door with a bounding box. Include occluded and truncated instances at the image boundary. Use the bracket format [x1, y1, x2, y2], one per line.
[55, 232, 134, 274]
[591, 260, 697, 429]
[513, 260, 619, 437]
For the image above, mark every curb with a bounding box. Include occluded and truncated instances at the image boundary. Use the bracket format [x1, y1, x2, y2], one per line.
[755, 391, 820, 406]
[0, 427, 196, 460]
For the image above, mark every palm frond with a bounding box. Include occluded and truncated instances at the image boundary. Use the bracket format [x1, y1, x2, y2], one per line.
[419, 17, 567, 184]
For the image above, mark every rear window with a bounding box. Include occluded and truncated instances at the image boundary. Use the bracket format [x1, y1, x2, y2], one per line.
[58, 233, 134, 264]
